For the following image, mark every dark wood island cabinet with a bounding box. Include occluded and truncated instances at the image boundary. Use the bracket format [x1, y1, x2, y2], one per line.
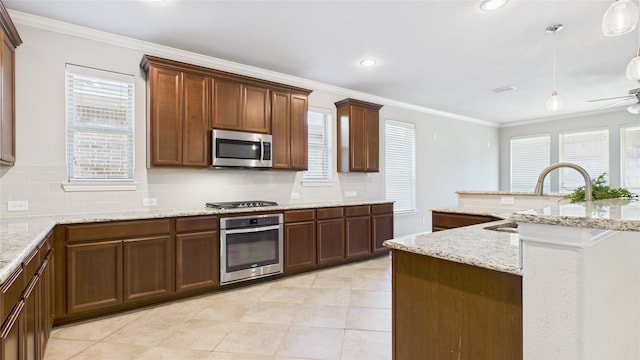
[391, 249, 522, 360]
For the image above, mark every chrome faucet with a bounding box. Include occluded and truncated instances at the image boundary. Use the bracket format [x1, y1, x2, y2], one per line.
[533, 162, 592, 201]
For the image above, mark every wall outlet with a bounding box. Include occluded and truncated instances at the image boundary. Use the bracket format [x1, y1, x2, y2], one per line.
[142, 198, 157, 207]
[500, 196, 515, 205]
[291, 192, 300, 199]
[344, 190, 357, 198]
[7, 200, 29, 212]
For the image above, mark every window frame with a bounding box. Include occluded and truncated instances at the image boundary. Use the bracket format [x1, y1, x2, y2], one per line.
[621, 124, 640, 193]
[384, 119, 416, 214]
[558, 128, 609, 193]
[63, 64, 136, 191]
[302, 107, 333, 186]
[510, 134, 551, 193]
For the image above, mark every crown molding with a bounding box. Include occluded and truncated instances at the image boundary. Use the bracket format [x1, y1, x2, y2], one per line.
[8, 9, 497, 128]
[499, 107, 629, 128]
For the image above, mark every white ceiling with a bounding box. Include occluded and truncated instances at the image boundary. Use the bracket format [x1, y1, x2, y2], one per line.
[4, 0, 639, 124]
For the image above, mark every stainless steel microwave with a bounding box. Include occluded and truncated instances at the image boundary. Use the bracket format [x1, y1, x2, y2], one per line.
[211, 129, 272, 168]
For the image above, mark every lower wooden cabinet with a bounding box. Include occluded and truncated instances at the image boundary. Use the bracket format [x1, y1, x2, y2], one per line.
[316, 207, 345, 265]
[432, 211, 501, 232]
[175, 216, 219, 293]
[372, 203, 394, 254]
[392, 250, 522, 359]
[345, 206, 372, 259]
[0, 233, 53, 360]
[284, 210, 316, 272]
[66, 241, 123, 314]
[0, 301, 24, 360]
[123, 236, 173, 302]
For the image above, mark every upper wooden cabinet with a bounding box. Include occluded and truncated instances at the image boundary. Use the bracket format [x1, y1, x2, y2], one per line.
[0, 2, 22, 166]
[143, 59, 210, 167]
[335, 98, 383, 172]
[271, 91, 310, 170]
[212, 80, 271, 133]
[141, 55, 312, 168]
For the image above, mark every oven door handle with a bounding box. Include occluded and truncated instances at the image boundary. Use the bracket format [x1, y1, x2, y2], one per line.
[222, 225, 281, 234]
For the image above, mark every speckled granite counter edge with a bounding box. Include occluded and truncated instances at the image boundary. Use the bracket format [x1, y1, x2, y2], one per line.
[510, 212, 640, 232]
[384, 220, 522, 276]
[0, 200, 392, 284]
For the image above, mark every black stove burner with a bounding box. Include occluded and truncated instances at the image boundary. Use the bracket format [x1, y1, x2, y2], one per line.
[206, 200, 278, 209]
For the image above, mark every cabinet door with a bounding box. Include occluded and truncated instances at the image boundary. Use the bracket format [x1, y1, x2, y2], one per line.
[349, 106, 367, 171]
[284, 221, 316, 272]
[149, 66, 182, 166]
[37, 255, 52, 357]
[345, 216, 371, 258]
[242, 85, 270, 133]
[1, 34, 15, 165]
[182, 72, 210, 166]
[365, 108, 379, 172]
[0, 301, 24, 360]
[212, 79, 242, 130]
[123, 236, 173, 302]
[67, 241, 123, 314]
[372, 213, 393, 253]
[317, 218, 344, 265]
[270, 91, 291, 169]
[290, 94, 308, 170]
[176, 231, 219, 292]
[23, 277, 38, 360]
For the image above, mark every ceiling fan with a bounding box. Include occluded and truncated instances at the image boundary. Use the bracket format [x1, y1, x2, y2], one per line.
[588, 88, 640, 114]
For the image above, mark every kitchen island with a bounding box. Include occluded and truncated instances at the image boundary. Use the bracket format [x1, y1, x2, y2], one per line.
[384, 198, 640, 360]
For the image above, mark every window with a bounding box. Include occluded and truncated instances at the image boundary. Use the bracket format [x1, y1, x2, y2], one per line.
[621, 125, 640, 192]
[559, 128, 609, 192]
[65, 64, 134, 182]
[303, 109, 332, 182]
[510, 134, 550, 192]
[385, 120, 415, 213]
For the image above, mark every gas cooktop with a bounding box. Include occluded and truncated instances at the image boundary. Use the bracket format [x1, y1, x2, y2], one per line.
[205, 200, 279, 209]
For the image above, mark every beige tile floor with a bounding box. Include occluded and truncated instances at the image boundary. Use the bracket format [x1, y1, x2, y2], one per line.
[44, 255, 392, 360]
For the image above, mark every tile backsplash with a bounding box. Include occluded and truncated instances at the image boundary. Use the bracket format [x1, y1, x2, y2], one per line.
[0, 165, 380, 217]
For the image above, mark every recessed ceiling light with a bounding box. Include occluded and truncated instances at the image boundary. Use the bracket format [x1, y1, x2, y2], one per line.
[480, 0, 508, 11]
[360, 59, 376, 67]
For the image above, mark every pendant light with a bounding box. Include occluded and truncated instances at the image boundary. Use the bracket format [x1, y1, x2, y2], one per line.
[602, 0, 639, 37]
[626, 25, 640, 80]
[546, 24, 564, 112]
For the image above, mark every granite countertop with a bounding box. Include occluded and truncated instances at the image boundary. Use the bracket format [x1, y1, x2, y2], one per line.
[510, 198, 640, 232]
[384, 219, 521, 275]
[388, 199, 639, 276]
[0, 200, 391, 284]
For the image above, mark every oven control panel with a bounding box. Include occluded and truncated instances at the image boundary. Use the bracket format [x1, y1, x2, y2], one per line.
[221, 214, 283, 230]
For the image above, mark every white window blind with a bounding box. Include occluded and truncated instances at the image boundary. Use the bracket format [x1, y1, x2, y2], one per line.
[621, 125, 640, 192]
[303, 109, 332, 182]
[510, 134, 550, 192]
[66, 65, 134, 182]
[385, 120, 415, 213]
[559, 128, 609, 193]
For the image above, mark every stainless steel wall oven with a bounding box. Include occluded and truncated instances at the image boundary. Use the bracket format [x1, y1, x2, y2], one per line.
[219, 213, 283, 285]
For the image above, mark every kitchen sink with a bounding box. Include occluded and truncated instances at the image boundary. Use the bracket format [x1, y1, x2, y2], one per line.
[483, 222, 519, 234]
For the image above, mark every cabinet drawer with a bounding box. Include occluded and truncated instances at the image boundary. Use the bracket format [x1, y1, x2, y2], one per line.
[176, 216, 218, 233]
[371, 203, 393, 215]
[285, 209, 315, 223]
[345, 205, 370, 217]
[22, 249, 39, 280]
[1, 267, 24, 321]
[66, 219, 171, 243]
[432, 212, 497, 229]
[316, 207, 343, 220]
[38, 233, 52, 261]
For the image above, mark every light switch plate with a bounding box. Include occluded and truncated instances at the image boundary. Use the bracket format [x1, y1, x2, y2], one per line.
[142, 198, 157, 207]
[7, 200, 29, 212]
[500, 196, 515, 205]
[291, 192, 300, 199]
